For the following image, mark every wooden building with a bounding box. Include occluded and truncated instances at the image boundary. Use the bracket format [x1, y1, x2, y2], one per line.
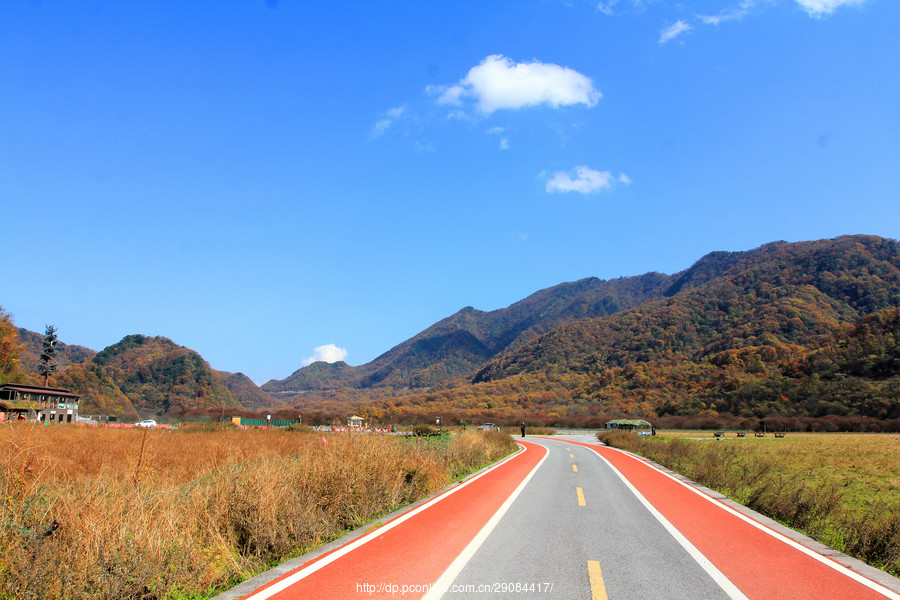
[0, 384, 80, 423]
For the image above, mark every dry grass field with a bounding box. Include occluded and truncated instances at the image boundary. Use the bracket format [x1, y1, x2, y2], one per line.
[657, 430, 900, 511]
[599, 430, 900, 576]
[0, 423, 516, 600]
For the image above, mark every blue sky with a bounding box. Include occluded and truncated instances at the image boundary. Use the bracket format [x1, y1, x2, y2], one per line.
[2, 0, 898, 385]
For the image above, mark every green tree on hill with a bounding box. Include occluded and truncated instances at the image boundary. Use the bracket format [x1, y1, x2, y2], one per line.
[38, 324, 59, 387]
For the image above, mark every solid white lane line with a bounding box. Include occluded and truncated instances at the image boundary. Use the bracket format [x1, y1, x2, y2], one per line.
[592, 451, 750, 600]
[240, 445, 528, 600]
[422, 443, 549, 600]
[603, 446, 900, 600]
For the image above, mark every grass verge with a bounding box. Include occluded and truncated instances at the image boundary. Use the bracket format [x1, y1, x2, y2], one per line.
[0, 424, 516, 599]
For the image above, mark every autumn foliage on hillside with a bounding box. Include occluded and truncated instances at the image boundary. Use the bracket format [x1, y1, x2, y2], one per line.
[4, 235, 900, 430]
[290, 307, 900, 431]
[290, 237, 900, 431]
[91, 334, 240, 415]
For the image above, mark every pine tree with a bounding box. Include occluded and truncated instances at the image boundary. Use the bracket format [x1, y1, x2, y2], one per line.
[38, 325, 59, 387]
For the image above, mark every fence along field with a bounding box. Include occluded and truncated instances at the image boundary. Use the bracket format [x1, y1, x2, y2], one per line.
[0, 423, 516, 600]
[599, 430, 900, 577]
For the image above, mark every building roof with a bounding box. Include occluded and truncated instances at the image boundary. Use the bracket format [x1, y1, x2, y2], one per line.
[0, 384, 80, 399]
[0, 400, 41, 411]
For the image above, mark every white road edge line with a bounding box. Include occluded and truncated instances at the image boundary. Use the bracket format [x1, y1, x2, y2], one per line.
[240, 445, 528, 600]
[603, 445, 900, 600]
[422, 443, 549, 600]
[592, 450, 750, 600]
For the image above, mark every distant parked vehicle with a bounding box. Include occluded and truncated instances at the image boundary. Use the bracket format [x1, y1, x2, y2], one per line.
[477, 423, 498, 431]
[136, 419, 157, 428]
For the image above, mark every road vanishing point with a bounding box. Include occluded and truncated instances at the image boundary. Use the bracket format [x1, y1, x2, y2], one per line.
[216, 436, 900, 600]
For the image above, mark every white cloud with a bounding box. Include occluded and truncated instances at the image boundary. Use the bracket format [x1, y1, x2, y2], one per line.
[487, 126, 510, 149]
[545, 166, 631, 194]
[414, 140, 436, 153]
[795, 0, 865, 17]
[699, 7, 749, 25]
[598, 0, 653, 15]
[659, 20, 693, 44]
[369, 106, 405, 140]
[698, 0, 759, 25]
[437, 85, 466, 106]
[437, 54, 600, 114]
[597, 0, 619, 15]
[301, 343, 348, 367]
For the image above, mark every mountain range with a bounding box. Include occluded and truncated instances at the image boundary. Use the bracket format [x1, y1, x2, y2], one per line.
[7, 234, 900, 424]
[265, 235, 900, 390]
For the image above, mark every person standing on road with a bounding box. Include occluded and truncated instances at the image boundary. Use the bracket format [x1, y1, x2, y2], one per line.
[520, 422, 526, 437]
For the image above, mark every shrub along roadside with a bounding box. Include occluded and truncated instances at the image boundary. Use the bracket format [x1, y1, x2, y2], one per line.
[597, 431, 900, 577]
[0, 425, 516, 600]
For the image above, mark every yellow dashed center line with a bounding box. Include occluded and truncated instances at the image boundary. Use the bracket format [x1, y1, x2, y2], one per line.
[588, 561, 608, 600]
[576, 487, 586, 506]
[570, 453, 575, 459]
[572, 464, 578, 472]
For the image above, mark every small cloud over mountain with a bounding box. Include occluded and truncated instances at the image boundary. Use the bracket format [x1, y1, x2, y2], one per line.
[301, 343, 348, 367]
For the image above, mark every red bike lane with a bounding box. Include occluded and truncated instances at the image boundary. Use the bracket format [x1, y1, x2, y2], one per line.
[236, 441, 547, 600]
[571, 440, 900, 600]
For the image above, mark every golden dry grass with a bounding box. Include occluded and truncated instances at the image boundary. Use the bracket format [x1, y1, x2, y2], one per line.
[0, 423, 516, 600]
[651, 431, 900, 509]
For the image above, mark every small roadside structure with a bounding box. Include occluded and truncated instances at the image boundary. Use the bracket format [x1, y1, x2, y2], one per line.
[347, 415, 365, 428]
[0, 384, 80, 423]
[229, 416, 298, 428]
[605, 418, 652, 433]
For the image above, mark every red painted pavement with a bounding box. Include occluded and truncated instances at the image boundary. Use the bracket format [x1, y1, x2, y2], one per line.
[240, 441, 547, 600]
[570, 440, 897, 600]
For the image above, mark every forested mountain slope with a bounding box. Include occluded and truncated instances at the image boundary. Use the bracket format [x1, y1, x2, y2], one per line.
[217, 370, 283, 410]
[16, 327, 96, 371]
[264, 272, 675, 392]
[13, 327, 277, 417]
[474, 235, 900, 382]
[92, 334, 242, 416]
[268, 235, 900, 396]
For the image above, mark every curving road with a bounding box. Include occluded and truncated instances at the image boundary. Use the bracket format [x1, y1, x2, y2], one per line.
[218, 436, 900, 600]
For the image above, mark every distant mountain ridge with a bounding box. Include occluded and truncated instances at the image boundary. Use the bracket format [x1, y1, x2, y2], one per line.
[262, 272, 673, 393]
[91, 334, 239, 415]
[266, 234, 900, 396]
[15, 332, 276, 417]
[475, 235, 900, 381]
[16, 327, 96, 371]
[10, 234, 900, 423]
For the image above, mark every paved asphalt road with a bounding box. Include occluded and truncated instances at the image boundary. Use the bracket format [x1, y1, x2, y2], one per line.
[218, 435, 900, 600]
[436, 437, 730, 599]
